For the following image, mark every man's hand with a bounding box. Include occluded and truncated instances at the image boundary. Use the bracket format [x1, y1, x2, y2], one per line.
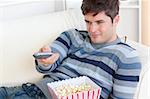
[37, 45, 60, 66]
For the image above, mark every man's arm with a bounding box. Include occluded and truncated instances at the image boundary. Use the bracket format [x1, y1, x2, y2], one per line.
[35, 30, 73, 73]
[111, 50, 141, 99]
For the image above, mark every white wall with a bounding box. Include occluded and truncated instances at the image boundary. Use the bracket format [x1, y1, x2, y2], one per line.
[0, 22, 3, 80]
[117, 8, 139, 41]
[65, 0, 82, 9]
[0, 0, 65, 21]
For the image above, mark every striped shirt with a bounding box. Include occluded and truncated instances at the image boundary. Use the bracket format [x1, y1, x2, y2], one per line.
[36, 29, 141, 99]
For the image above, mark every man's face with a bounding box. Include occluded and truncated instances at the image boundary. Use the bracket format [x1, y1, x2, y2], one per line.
[84, 12, 119, 44]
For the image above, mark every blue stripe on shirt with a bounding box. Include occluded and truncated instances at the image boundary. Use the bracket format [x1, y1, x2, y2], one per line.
[56, 37, 70, 49]
[69, 54, 115, 76]
[89, 52, 141, 69]
[114, 74, 139, 81]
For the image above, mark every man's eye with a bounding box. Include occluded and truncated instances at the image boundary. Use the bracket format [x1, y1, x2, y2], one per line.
[97, 21, 104, 24]
[85, 20, 90, 24]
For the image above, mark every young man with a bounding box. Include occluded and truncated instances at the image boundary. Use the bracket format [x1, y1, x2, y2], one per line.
[0, 0, 141, 99]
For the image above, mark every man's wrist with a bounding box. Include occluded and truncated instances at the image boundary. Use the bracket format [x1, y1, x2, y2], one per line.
[35, 59, 52, 69]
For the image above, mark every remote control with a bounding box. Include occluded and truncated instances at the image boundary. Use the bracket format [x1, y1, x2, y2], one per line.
[33, 52, 53, 59]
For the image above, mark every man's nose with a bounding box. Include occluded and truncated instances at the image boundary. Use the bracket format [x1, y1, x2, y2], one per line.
[89, 24, 97, 33]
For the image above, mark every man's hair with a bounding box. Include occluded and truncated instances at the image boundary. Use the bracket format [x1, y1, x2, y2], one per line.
[81, 0, 119, 22]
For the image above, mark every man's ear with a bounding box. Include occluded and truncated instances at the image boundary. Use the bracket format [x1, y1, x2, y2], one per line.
[113, 15, 120, 25]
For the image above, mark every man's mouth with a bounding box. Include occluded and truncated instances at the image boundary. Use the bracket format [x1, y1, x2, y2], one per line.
[90, 33, 102, 37]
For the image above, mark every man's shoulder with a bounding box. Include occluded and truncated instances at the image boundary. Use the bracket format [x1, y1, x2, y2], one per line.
[106, 41, 137, 56]
[76, 29, 88, 38]
[66, 28, 88, 34]
[116, 42, 135, 51]
[64, 28, 88, 39]
[116, 42, 140, 59]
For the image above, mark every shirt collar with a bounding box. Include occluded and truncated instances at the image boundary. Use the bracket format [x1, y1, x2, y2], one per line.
[91, 37, 122, 49]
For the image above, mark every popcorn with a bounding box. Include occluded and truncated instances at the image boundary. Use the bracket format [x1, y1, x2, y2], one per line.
[54, 83, 93, 96]
[47, 76, 101, 99]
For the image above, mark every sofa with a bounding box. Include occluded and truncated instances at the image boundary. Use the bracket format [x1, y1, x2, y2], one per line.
[0, 9, 150, 99]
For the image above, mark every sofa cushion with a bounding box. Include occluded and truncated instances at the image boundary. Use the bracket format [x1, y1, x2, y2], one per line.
[0, 9, 86, 86]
